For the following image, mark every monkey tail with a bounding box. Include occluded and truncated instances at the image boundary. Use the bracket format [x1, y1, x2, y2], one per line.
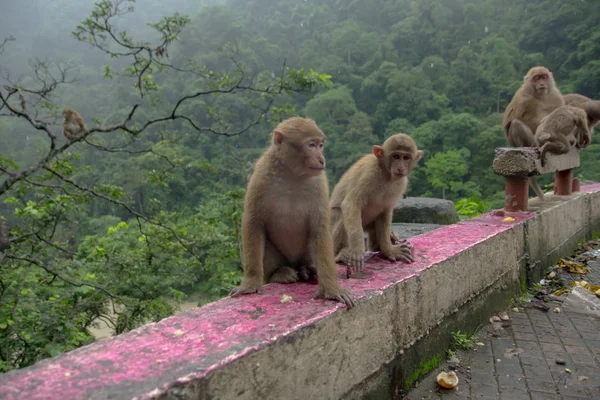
[529, 177, 545, 201]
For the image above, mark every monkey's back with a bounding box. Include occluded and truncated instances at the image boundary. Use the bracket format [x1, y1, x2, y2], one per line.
[564, 93, 591, 107]
[330, 154, 378, 210]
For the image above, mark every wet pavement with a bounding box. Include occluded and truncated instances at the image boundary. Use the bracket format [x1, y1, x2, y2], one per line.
[406, 242, 600, 400]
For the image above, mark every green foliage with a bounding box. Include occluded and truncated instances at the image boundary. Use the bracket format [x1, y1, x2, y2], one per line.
[455, 196, 491, 220]
[424, 149, 471, 200]
[450, 330, 477, 350]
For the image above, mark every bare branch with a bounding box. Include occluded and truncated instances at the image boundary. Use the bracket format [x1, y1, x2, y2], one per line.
[4, 254, 124, 302]
[0, 36, 15, 55]
[82, 138, 176, 168]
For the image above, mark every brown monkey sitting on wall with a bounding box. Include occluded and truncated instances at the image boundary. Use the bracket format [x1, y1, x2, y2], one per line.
[503, 66, 565, 200]
[229, 117, 355, 308]
[564, 93, 600, 136]
[330, 134, 422, 275]
[535, 105, 590, 166]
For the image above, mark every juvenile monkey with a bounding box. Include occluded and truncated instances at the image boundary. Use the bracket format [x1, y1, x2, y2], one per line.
[330, 134, 422, 274]
[535, 106, 590, 166]
[503, 66, 565, 200]
[229, 117, 354, 308]
[62, 108, 88, 141]
[564, 93, 600, 140]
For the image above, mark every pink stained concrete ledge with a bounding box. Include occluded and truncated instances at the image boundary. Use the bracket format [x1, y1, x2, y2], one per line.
[0, 200, 569, 400]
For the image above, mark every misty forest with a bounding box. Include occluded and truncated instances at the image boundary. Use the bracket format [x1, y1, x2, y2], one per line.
[1, 0, 599, 372]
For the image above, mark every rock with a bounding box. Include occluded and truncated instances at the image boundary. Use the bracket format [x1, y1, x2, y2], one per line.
[391, 223, 444, 239]
[562, 286, 600, 317]
[393, 197, 459, 225]
[363, 223, 442, 246]
[556, 358, 566, 365]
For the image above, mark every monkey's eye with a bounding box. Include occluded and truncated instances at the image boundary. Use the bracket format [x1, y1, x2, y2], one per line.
[319, 143, 324, 149]
[392, 154, 400, 160]
[403, 155, 410, 161]
[308, 142, 317, 148]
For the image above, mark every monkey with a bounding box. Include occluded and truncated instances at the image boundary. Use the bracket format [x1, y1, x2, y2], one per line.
[0, 219, 8, 251]
[330, 133, 421, 275]
[503, 66, 565, 200]
[563, 93, 600, 142]
[62, 109, 88, 141]
[229, 117, 355, 308]
[535, 106, 590, 166]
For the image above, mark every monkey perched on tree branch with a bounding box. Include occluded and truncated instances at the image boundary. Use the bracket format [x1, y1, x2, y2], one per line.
[535, 106, 590, 166]
[62, 109, 88, 141]
[503, 66, 565, 200]
[229, 117, 354, 308]
[330, 134, 422, 275]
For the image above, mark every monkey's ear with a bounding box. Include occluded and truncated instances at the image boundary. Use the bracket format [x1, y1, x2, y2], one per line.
[373, 145, 384, 158]
[415, 150, 424, 162]
[273, 130, 284, 145]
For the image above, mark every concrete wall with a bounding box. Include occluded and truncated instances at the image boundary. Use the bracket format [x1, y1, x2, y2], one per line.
[2, 184, 600, 400]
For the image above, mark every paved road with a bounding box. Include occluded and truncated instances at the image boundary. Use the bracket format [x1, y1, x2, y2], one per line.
[406, 248, 600, 399]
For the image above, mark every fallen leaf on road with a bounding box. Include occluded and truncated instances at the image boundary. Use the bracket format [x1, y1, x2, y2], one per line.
[577, 376, 588, 382]
[554, 288, 570, 296]
[558, 259, 588, 274]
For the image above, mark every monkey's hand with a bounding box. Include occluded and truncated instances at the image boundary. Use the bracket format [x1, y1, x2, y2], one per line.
[383, 242, 415, 263]
[229, 280, 262, 297]
[335, 247, 365, 274]
[580, 134, 590, 148]
[315, 286, 355, 309]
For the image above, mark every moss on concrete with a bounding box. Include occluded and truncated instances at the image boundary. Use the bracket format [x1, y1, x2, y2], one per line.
[404, 354, 442, 389]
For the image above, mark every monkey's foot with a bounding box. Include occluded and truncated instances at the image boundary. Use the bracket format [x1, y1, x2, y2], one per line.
[383, 243, 415, 263]
[335, 247, 365, 275]
[314, 287, 355, 309]
[229, 281, 262, 297]
[298, 264, 317, 282]
[269, 266, 300, 284]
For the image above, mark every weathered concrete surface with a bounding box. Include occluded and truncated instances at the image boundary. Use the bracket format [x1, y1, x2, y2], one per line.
[392, 223, 444, 239]
[364, 223, 444, 245]
[1, 184, 600, 400]
[393, 197, 458, 225]
[493, 146, 580, 176]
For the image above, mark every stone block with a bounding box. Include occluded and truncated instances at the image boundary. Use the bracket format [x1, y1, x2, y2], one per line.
[393, 197, 458, 225]
[493, 146, 580, 177]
